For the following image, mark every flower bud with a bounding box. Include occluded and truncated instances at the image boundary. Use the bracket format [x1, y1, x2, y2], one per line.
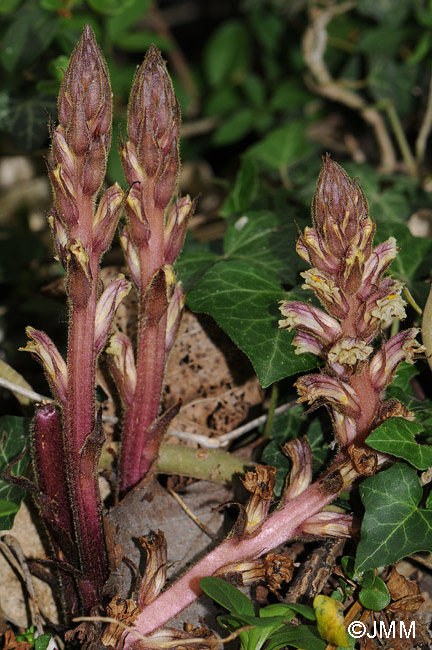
[92, 183, 124, 254]
[301, 512, 356, 538]
[166, 284, 186, 355]
[369, 328, 425, 392]
[106, 332, 137, 406]
[164, 195, 196, 264]
[295, 374, 360, 418]
[94, 275, 131, 355]
[119, 225, 141, 288]
[126, 45, 179, 198]
[20, 327, 67, 404]
[57, 24, 111, 195]
[47, 209, 68, 269]
[66, 239, 92, 306]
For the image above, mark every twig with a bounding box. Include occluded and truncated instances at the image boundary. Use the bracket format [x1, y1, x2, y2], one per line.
[302, 1, 397, 173]
[0, 534, 44, 635]
[385, 103, 417, 176]
[0, 376, 49, 403]
[168, 487, 220, 541]
[422, 281, 432, 374]
[149, 2, 200, 116]
[416, 71, 432, 166]
[0, 373, 297, 446]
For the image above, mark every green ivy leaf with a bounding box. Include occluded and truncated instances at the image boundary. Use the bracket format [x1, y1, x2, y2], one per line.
[221, 156, 258, 216]
[0, 416, 31, 530]
[204, 20, 251, 86]
[358, 571, 391, 611]
[247, 122, 308, 171]
[212, 108, 255, 145]
[366, 419, 432, 470]
[200, 577, 255, 616]
[34, 634, 53, 650]
[356, 463, 432, 572]
[187, 261, 317, 387]
[88, 0, 136, 15]
[0, 93, 57, 151]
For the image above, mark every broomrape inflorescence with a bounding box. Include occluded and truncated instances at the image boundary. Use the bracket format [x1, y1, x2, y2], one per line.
[279, 155, 425, 449]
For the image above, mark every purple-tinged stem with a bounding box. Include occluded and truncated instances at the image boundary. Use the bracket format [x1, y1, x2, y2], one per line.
[122, 458, 359, 647]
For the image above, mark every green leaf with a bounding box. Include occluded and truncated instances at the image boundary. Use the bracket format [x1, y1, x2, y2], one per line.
[88, 0, 136, 15]
[105, 0, 150, 41]
[187, 261, 317, 387]
[241, 74, 266, 108]
[221, 156, 258, 216]
[176, 248, 221, 291]
[357, 0, 413, 26]
[366, 419, 432, 470]
[212, 108, 255, 145]
[0, 416, 31, 530]
[358, 571, 391, 611]
[112, 31, 170, 52]
[270, 80, 313, 112]
[223, 210, 298, 285]
[266, 625, 327, 650]
[375, 222, 432, 284]
[368, 56, 415, 115]
[356, 463, 432, 572]
[200, 577, 255, 616]
[204, 87, 242, 117]
[204, 20, 251, 86]
[0, 94, 57, 151]
[0, 0, 21, 13]
[248, 122, 308, 170]
[35, 634, 53, 650]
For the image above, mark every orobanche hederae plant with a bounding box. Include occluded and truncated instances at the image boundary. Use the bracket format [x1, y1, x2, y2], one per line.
[5, 25, 429, 650]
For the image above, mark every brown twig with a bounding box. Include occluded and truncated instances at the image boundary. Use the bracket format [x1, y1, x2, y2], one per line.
[149, 2, 200, 116]
[302, 1, 397, 172]
[416, 71, 432, 166]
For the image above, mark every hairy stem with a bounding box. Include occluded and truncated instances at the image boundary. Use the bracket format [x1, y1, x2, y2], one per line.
[123, 458, 358, 647]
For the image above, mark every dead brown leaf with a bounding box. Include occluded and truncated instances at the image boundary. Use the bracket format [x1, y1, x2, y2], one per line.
[1, 630, 32, 650]
[164, 311, 263, 442]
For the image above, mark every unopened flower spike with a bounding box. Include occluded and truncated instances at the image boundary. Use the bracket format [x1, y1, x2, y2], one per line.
[279, 156, 424, 447]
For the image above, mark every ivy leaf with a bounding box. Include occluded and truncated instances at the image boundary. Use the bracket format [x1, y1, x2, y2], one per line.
[356, 463, 432, 572]
[0, 416, 31, 529]
[0, 93, 57, 151]
[204, 20, 251, 86]
[366, 419, 432, 470]
[221, 156, 258, 216]
[247, 122, 308, 171]
[200, 577, 255, 616]
[187, 261, 317, 387]
[224, 211, 298, 285]
[358, 571, 391, 611]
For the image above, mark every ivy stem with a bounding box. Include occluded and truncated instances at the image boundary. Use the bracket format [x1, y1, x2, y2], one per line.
[263, 383, 279, 440]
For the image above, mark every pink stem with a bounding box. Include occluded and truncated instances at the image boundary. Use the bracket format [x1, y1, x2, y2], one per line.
[122, 462, 353, 648]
